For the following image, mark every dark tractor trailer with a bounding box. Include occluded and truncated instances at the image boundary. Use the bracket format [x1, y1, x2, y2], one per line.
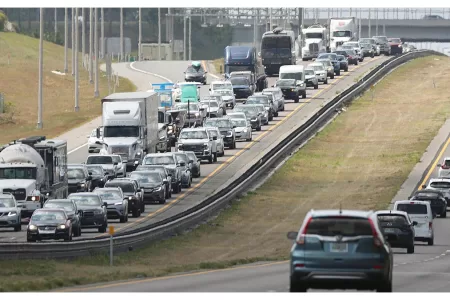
[260, 27, 297, 76]
[224, 46, 268, 92]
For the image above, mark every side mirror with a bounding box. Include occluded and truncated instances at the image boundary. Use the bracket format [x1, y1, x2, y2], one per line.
[163, 179, 168, 183]
[88, 172, 92, 175]
[408, 196, 412, 200]
[312, 58, 316, 61]
[287, 231, 297, 240]
[96, 127, 101, 138]
[213, 136, 217, 140]
[137, 188, 141, 192]
[205, 71, 208, 74]
[103, 202, 108, 207]
[104, 172, 108, 176]
[412, 221, 418, 226]
[421, 184, 427, 189]
[209, 88, 211, 91]
[233, 125, 236, 128]
[95, 141, 102, 145]
[180, 161, 186, 167]
[189, 159, 194, 163]
[87, 175, 92, 180]
[437, 164, 442, 167]
[200, 107, 205, 111]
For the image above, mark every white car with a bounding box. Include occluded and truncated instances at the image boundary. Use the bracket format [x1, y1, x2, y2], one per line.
[206, 127, 225, 157]
[111, 154, 126, 178]
[437, 157, 450, 178]
[394, 200, 434, 245]
[214, 89, 236, 108]
[87, 127, 103, 153]
[307, 63, 328, 84]
[342, 41, 364, 62]
[226, 112, 247, 120]
[230, 118, 252, 142]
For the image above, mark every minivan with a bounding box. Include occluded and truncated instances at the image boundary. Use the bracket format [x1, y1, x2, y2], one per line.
[278, 65, 306, 97]
[393, 200, 434, 245]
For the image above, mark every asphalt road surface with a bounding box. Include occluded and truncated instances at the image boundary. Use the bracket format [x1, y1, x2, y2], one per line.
[0, 56, 387, 242]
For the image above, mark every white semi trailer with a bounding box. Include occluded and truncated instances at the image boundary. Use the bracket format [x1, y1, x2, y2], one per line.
[328, 18, 357, 52]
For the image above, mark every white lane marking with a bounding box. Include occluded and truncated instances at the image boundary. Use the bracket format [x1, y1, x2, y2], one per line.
[129, 62, 173, 83]
[68, 143, 88, 155]
[395, 249, 450, 267]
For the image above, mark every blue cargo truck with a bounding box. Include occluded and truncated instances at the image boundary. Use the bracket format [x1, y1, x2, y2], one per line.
[224, 46, 268, 92]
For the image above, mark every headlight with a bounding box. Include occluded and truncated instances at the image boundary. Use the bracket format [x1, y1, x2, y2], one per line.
[203, 143, 209, 149]
[251, 117, 257, 121]
[155, 186, 162, 191]
[57, 224, 66, 229]
[128, 196, 133, 200]
[299, 83, 304, 87]
[8, 212, 16, 217]
[114, 202, 123, 206]
[243, 128, 248, 133]
[31, 196, 40, 201]
[80, 183, 85, 187]
[28, 225, 38, 230]
[195, 112, 199, 117]
[94, 210, 103, 215]
[178, 143, 183, 148]
[226, 131, 232, 137]
[265, 107, 270, 111]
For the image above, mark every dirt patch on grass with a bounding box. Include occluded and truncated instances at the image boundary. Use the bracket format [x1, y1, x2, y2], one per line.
[212, 58, 224, 74]
[0, 32, 135, 144]
[1, 55, 450, 291]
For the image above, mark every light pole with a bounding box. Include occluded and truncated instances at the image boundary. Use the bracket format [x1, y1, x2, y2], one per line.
[120, 8, 124, 61]
[89, 8, 93, 83]
[75, 8, 79, 112]
[64, 7, 68, 73]
[37, 8, 44, 129]
[94, 7, 99, 98]
[375, 8, 378, 36]
[82, 8, 85, 67]
[138, 8, 142, 61]
[101, 8, 104, 58]
[188, 15, 192, 61]
[183, 15, 186, 60]
[54, 8, 57, 41]
[158, 7, 161, 60]
[368, 8, 371, 38]
[71, 8, 75, 76]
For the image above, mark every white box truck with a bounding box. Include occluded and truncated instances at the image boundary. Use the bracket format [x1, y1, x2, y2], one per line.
[328, 18, 357, 52]
[301, 24, 329, 61]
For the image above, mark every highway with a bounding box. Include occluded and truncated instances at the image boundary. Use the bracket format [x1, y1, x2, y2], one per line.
[62, 83, 450, 293]
[0, 56, 387, 242]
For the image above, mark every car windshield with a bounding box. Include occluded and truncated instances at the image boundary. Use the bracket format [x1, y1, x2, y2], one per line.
[318, 54, 336, 60]
[388, 38, 401, 43]
[44, 201, 74, 212]
[317, 60, 331, 67]
[430, 182, 450, 189]
[413, 192, 440, 199]
[230, 77, 249, 86]
[205, 119, 231, 128]
[251, 105, 264, 112]
[136, 165, 165, 175]
[374, 36, 388, 42]
[304, 69, 315, 75]
[200, 101, 219, 108]
[186, 66, 203, 73]
[337, 56, 346, 61]
[67, 169, 85, 179]
[105, 182, 134, 193]
[130, 173, 161, 184]
[186, 153, 197, 161]
[396, 204, 428, 214]
[247, 97, 269, 105]
[31, 210, 66, 221]
[174, 154, 189, 163]
[95, 190, 122, 200]
[87, 156, 113, 164]
[179, 130, 208, 139]
[345, 50, 356, 55]
[305, 217, 373, 237]
[234, 106, 257, 114]
[0, 197, 15, 208]
[0, 167, 35, 180]
[176, 103, 199, 111]
[207, 129, 219, 138]
[333, 31, 351, 37]
[212, 83, 231, 90]
[87, 167, 103, 175]
[143, 156, 175, 165]
[360, 38, 374, 44]
[310, 65, 324, 71]
[377, 215, 408, 226]
[280, 72, 302, 81]
[103, 126, 139, 138]
[68, 195, 102, 206]
[231, 119, 247, 127]
[276, 79, 296, 87]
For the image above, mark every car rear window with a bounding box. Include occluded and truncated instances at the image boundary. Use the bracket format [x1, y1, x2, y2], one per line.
[430, 182, 450, 189]
[413, 192, 440, 199]
[306, 217, 373, 237]
[396, 204, 427, 214]
[377, 215, 408, 226]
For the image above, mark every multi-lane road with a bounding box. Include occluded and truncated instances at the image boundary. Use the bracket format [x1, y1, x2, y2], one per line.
[0, 56, 387, 243]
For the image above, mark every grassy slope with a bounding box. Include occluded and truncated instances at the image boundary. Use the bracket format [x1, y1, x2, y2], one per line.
[1, 55, 450, 291]
[0, 32, 135, 144]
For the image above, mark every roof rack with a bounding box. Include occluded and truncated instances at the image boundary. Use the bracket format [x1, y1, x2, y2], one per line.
[272, 27, 283, 34]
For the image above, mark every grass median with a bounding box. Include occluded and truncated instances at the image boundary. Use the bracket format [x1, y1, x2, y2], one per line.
[0, 32, 135, 144]
[1, 55, 450, 291]
[212, 58, 224, 74]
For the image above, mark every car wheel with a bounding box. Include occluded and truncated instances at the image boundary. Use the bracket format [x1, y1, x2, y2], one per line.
[120, 215, 127, 223]
[98, 223, 107, 233]
[371, 53, 375, 58]
[208, 154, 213, 164]
[294, 94, 300, 103]
[302, 92, 307, 99]
[213, 152, 218, 162]
[14, 224, 21, 232]
[314, 84, 318, 89]
[355, 60, 359, 65]
[336, 70, 340, 76]
[141, 201, 146, 213]
[345, 67, 348, 72]
[64, 229, 72, 241]
[73, 225, 80, 237]
[132, 207, 140, 218]
[407, 245, 414, 254]
[269, 115, 273, 121]
[428, 237, 434, 246]
[290, 282, 307, 292]
[376, 279, 392, 292]
[159, 198, 166, 204]
[27, 237, 35, 242]
[256, 124, 261, 131]
[330, 74, 334, 79]
[78, 226, 82, 237]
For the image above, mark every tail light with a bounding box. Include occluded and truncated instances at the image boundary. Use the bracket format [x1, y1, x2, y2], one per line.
[368, 218, 383, 247]
[294, 264, 305, 268]
[296, 216, 312, 245]
[429, 222, 432, 230]
[442, 164, 450, 169]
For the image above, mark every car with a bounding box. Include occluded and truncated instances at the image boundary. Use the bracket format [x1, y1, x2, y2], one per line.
[135, 165, 172, 198]
[335, 55, 349, 72]
[203, 94, 227, 115]
[287, 209, 393, 292]
[184, 62, 207, 85]
[129, 171, 167, 204]
[92, 187, 129, 222]
[372, 36, 391, 56]
[111, 155, 126, 178]
[67, 192, 108, 233]
[43, 199, 82, 237]
[359, 42, 375, 58]
[87, 127, 103, 153]
[67, 164, 93, 194]
[278, 65, 307, 100]
[307, 63, 328, 85]
[317, 53, 340, 75]
[104, 179, 144, 217]
[86, 165, 108, 189]
[232, 105, 262, 131]
[304, 68, 319, 89]
[245, 94, 275, 121]
[315, 59, 334, 79]
[209, 80, 233, 96]
[206, 127, 225, 157]
[174, 102, 205, 127]
[86, 155, 119, 179]
[437, 157, 450, 177]
[204, 117, 237, 149]
[343, 49, 358, 65]
[0, 193, 22, 232]
[213, 89, 236, 109]
[393, 200, 434, 245]
[230, 76, 253, 98]
[409, 189, 447, 218]
[27, 208, 73, 242]
[226, 112, 247, 121]
[246, 104, 269, 126]
[200, 99, 223, 118]
[230, 118, 252, 142]
[342, 41, 364, 62]
[142, 153, 183, 193]
[184, 151, 201, 178]
[375, 210, 416, 254]
[388, 38, 403, 55]
[262, 87, 285, 112]
[423, 14, 444, 20]
[359, 38, 380, 56]
[275, 79, 304, 102]
[423, 178, 450, 207]
[229, 71, 257, 95]
[177, 128, 218, 163]
[173, 152, 193, 188]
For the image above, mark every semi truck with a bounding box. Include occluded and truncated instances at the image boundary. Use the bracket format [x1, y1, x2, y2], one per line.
[0, 136, 68, 218]
[260, 27, 296, 76]
[223, 46, 268, 92]
[300, 24, 329, 61]
[97, 92, 159, 171]
[328, 17, 357, 52]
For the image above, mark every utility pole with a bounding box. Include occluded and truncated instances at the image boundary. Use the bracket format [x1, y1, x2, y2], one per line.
[375, 8, 378, 36]
[188, 15, 192, 60]
[383, 8, 386, 36]
[71, 8, 75, 76]
[54, 8, 57, 41]
[158, 7, 161, 60]
[89, 8, 93, 83]
[101, 8, 104, 59]
[120, 8, 124, 62]
[81, 8, 85, 68]
[358, 8, 362, 39]
[368, 8, 371, 37]
[75, 8, 79, 112]
[183, 16, 186, 60]
[64, 7, 68, 73]
[37, 8, 44, 129]
[138, 8, 142, 61]
[94, 7, 99, 97]
[269, 7, 272, 30]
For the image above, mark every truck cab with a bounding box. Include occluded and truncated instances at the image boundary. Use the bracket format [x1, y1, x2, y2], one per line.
[329, 18, 357, 52]
[301, 24, 329, 61]
[260, 27, 297, 76]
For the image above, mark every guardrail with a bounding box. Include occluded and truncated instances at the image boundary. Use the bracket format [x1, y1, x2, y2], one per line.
[0, 50, 444, 259]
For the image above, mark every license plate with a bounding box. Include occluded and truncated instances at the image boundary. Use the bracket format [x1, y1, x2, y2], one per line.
[330, 242, 348, 253]
[39, 230, 55, 234]
[383, 228, 396, 233]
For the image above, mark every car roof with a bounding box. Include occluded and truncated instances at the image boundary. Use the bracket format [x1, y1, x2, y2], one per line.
[46, 199, 73, 202]
[205, 126, 220, 130]
[68, 164, 86, 168]
[34, 208, 67, 214]
[262, 87, 280, 92]
[68, 192, 100, 196]
[181, 127, 207, 132]
[95, 187, 122, 191]
[428, 178, 450, 183]
[279, 65, 304, 72]
[211, 80, 231, 84]
[131, 170, 160, 175]
[308, 209, 374, 219]
[394, 200, 431, 206]
[375, 210, 409, 217]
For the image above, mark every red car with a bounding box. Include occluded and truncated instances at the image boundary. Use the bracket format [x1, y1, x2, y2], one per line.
[388, 38, 403, 55]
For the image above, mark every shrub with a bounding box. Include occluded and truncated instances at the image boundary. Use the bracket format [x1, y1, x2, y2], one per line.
[0, 10, 7, 32]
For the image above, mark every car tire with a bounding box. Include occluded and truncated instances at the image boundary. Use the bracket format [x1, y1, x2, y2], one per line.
[256, 124, 261, 131]
[120, 215, 127, 223]
[376, 279, 392, 292]
[314, 84, 318, 89]
[213, 153, 218, 162]
[14, 224, 21, 232]
[208, 154, 213, 164]
[98, 223, 107, 233]
[355, 60, 359, 65]
[78, 226, 82, 237]
[407, 245, 414, 254]
[290, 282, 307, 292]
[269, 115, 273, 121]
[441, 209, 447, 218]
[336, 70, 340, 76]
[294, 95, 299, 103]
[73, 225, 80, 237]
[345, 67, 348, 72]
[302, 92, 307, 99]
[132, 207, 140, 218]
[159, 197, 166, 204]
[64, 229, 72, 241]
[27, 237, 35, 242]
[428, 237, 434, 246]
[141, 201, 145, 213]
